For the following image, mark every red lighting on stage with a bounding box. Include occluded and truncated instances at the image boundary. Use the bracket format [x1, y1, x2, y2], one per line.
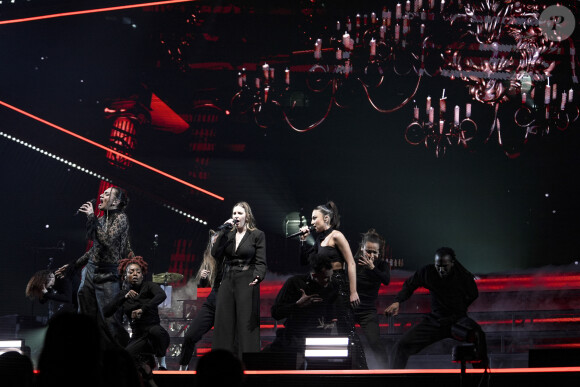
[0, 0, 195, 25]
[0, 99, 224, 201]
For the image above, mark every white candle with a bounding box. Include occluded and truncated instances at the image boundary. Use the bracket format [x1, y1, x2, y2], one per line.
[363, 14, 368, 26]
[396, 3, 402, 19]
[440, 97, 446, 115]
[454, 105, 460, 125]
[426, 96, 431, 114]
[569, 88, 574, 102]
[544, 84, 551, 104]
[441, 0, 445, 12]
[420, 23, 425, 35]
[343, 32, 350, 49]
[238, 72, 243, 88]
[421, 10, 427, 20]
[270, 68, 275, 81]
[255, 77, 261, 89]
[380, 25, 386, 40]
[439, 119, 445, 134]
[429, 0, 435, 9]
[371, 12, 377, 24]
[403, 16, 410, 35]
[285, 68, 290, 85]
[386, 11, 392, 26]
[521, 93, 527, 105]
[314, 40, 322, 60]
[395, 24, 400, 41]
[346, 16, 352, 31]
[428, 106, 434, 123]
[336, 20, 341, 31]
[336, 48, 342, 60]
[466, 103, 472, 118]
[406, 0, 411, 12]
[552, 83, 557, 101]
[356, 14, 361, 29]
[382, 6, 388, 19]
[416, 0, 423, 11]
[264, 86, 269, 103]
[414, 106, 420, 120]
[262, 63, 270, 80]
[241, 68, 247, 84]
[561, 92, 567, 110]
[370, 38, 376, 56]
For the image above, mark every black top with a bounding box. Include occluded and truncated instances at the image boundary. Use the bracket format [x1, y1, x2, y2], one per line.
[355, 258, 390, 310]
[103, 281, 166, 331]
[76, 210, 132, 267]
[300, 230, 344, 266]
[211, 228, 267, 285]
[271, 273, 337, 336]
[394, 264, 478, 318]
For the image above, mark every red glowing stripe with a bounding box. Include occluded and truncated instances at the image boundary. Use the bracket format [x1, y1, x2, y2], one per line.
[164, 367, 580, 374]
[0, 100, 224, 201]
[0, 0, 195, 25]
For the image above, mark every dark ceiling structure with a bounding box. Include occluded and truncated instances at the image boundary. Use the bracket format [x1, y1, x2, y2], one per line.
[1, 0, 579, 317]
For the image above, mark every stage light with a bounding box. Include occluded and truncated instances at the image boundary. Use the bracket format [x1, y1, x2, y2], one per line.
[0, 339, 24, 355]
[304, 337, 349, 357]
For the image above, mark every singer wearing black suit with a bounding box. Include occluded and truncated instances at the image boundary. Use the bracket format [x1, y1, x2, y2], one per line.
[75, 186, 132, 349]
[211, 201, 267, 356]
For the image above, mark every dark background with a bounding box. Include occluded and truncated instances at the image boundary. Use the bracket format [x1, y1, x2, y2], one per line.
[1, 0, 579, 318]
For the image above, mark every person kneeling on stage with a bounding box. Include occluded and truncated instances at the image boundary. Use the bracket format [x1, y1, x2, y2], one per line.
[104, 254, 170, 370]
[264, 254, 337, 366]
[384, 247, 488, 369]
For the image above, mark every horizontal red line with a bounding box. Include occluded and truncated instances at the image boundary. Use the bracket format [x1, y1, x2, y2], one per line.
[158, 367, 580, 374]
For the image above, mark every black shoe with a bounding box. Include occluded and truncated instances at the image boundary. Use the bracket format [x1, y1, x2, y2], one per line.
[158, 367, 167, 371]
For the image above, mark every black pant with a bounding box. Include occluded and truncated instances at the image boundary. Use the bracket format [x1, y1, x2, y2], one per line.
[126, 324, 170, 359]
[390, 314, 488, 369]
[212, 268, 260, 356]
[355, 308, 388, 368]
[78, 261, 127, 349]
[179, 288, 217, 366]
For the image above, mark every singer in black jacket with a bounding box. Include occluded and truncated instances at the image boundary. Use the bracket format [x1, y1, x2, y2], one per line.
[211, 201, 266, 356]
[384, 247, 488, 369]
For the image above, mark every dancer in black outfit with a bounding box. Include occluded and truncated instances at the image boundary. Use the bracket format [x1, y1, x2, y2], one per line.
[385, 247, 488, 369]
[299, 201, 367, 369]
[179, 230, 219, 370]
[25, 264, 80, 318]
[211, 201, 267, 356]
[354, 229, 390, 368]
[265, 254, 337, 365]
[76, 186, 132, 349]
[104, 254, 170, 369]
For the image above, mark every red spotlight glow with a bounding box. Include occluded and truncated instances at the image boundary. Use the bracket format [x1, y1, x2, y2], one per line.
[0, 0, 195, 25]
[0, 99, 224, 201]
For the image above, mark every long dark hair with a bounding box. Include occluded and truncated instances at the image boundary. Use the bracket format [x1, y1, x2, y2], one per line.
[315, 201, 340, 229]
[25, 270, 53, 300]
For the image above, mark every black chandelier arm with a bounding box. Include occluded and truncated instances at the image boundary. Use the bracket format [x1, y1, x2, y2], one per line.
[282, 96, 335, 133]
[359, 72, 422, 114]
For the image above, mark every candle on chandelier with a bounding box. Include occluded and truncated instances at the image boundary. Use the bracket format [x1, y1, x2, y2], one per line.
[242, 68, 247, 84]
[429, 0, 435, 9]
[380, 25, 386, 40]
[441, 0, 445, 12]
[420, 23, 425, 36]
[439, 119, 445, 134]
[439, 97, 446, 115]
[270, 68, 275, 81]
[544, 84, 551, 104]
[466, 103, 472, 118]
[346, 16, 352, 32]
[356, 14, 361, 29]
[552, 83, 558, 101]
[414, 106, 420, 120]
[343, 32, 350, 49]
[285, 68, 290, 86]
[428, 107, 434, 123]
[421, 9, 427, 20]
[403, 16, 410, 35]
[371, 12, 377, 24]
[336, 48, 343, 60]
[561, 92, 567, 110]
[238, 72, 243, 88]
[314, 40, 322, 59]
[264, 86, 269, 103]
[255, 77, 261, 89]
[406, 0, 411, 12]
[396, 3, 402, 19]
[262, 63, 270, 80]
[521, 93, 527, 105]
[416, 0, 423, 11]
[370, 38, 376, 57]
[395, 24, 400, 41]
[426, 96, 432, 115]
[336, 20, 341, 31]
[454, 105, 460, 125]
[364, 14, 368, 26]
[569, 88, 574, 102]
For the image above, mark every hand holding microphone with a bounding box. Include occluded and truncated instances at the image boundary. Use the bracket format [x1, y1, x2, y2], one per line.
[287, 225, 315, 239]
[75, 199, 97, 216]
[218, 218, 239, 231]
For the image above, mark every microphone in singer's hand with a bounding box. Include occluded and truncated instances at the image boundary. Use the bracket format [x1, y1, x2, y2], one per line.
[218, 219, 239, 231]
[286, 225, 315, 239]
[74, 199, 97, 216]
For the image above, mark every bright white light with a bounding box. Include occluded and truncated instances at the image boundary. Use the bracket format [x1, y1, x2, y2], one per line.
[45, 224, 50, 229]
[304, 349, 349, 357]
[305, 337, 349, 346]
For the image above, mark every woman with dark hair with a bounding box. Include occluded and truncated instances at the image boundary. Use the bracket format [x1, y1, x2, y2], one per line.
[354, 228, 391, 368]
[178, 230, 219, 370]
[25, 264, 80, 318]
[104, 254, 170, 370]
[211, 201, 267, 356]
[299, 201, 367, 368]
[75, 186, 132, 349]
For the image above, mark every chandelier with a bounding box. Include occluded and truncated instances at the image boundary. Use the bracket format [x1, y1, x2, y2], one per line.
[231, 0, 578, 157]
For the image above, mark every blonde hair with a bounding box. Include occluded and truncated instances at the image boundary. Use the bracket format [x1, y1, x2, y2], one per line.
[194, 230, 218, 287]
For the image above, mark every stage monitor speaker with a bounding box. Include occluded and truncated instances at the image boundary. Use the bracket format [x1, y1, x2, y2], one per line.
[242, 352, 298, 370]
[528, 347, 580, 367]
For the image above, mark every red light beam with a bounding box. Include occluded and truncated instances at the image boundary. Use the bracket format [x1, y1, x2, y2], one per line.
[0, 0, 196, 25]
[0, 99, 224, 201]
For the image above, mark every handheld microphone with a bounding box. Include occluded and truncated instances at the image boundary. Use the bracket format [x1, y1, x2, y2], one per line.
[218, 219, 239, 231]
[286, 225, 315, 239]
[74, 199, 97, 216]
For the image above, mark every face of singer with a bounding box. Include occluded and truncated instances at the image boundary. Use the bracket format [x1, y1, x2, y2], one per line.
[46, 273, 55, 289]
[126, 264, 144, 286]
[434, 254, 454, 279]
[311, 210, 330, 233]
[99, 188, 119, 211]
[232, 205, 246, 229]
[362, 241, 380, 262]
